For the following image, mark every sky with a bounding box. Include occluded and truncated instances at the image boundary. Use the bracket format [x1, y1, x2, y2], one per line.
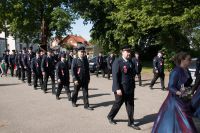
[71, 18, 93, 41]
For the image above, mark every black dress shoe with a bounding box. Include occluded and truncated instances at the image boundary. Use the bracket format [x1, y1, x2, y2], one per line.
[84, 107, 94, 110]
[34, 87, 37, 90]
[128, 124, 141, 130]
[72, 103, 77, 107]
[68, 97, 72, 101]
[149, 86, 153, 90]
[107, 117, 117, 125]
[56, 96, 60, 100]
[28, 83, 31, 86]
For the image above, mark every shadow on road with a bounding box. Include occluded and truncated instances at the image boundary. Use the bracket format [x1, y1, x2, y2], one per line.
[136, 113, 157, 126]
[91, 100, 115, 108]
[88, 88, 99, 90]
[0, 83, 22, 87]
[77, 93, 110, 100]
[142, 82, 160, 86]
[89, 93, 111, 98]
[115, 113, 157, 125]
[77, 100, 114, 108]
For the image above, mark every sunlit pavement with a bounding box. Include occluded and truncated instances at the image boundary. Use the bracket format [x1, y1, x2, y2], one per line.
[0, 73, 199, 133]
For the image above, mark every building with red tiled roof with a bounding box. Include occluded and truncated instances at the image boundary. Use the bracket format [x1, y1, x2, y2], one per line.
[50, 35, 99, 57]
[50, 35, 91, 49]
[60, 35, 91, 47]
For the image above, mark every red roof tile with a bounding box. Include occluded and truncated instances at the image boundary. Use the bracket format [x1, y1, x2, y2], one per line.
[61, 35, 91, 46]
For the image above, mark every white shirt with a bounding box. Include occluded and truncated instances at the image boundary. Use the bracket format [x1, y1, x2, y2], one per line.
[122, 56, 128, 62]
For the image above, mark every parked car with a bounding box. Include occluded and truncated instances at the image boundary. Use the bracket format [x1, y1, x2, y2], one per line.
[188, 58, 197, 85]
[89, 56, 108, 73]
[89, 57, 97, 73]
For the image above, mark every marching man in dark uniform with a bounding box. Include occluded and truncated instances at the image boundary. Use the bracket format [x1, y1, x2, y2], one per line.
[55, 53, 71, 101]
[8, 50, 16, 77]
[132, 52, 142, 86]
[41, 49, 56, 94]
[68, 50, 73, 69]
[31, 51, 43, 90]
[23, 47, 35, 86]
[15, 50, 21, 80]
[149, 50, 166, 90]
[107, 53, 115, 80]
[96, 52, 105, 77]
[71, 46, 93, 110]
[3, 50, 9, 76]
[107, 45, 141, 130]
[20, 48, 26, 83]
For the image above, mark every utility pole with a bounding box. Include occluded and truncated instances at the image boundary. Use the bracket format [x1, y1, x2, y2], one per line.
[4, 20, 8, 50]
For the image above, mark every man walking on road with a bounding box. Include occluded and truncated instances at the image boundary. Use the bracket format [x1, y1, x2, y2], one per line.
[149, 50, 166, 90]
[55, 53, 71, 101]
[107, 45, 141, 130]
[71, 46, 93, 110]
[41, 49, 56, 94]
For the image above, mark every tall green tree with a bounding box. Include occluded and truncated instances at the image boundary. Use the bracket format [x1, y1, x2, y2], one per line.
[70, 0, 120, 53]
[71, 0, 200, 53]
[110, 0, 200, 51]
[0, 0, 75, 50]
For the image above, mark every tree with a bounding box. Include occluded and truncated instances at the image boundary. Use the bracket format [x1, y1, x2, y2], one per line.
[70, 0, 121, 53]
[189, 28, 200, 50]
[70, 0, 200, 53]
[0, 0, 75, 50]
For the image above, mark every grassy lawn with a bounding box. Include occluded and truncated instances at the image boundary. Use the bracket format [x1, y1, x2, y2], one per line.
[142, 61, 152, 74]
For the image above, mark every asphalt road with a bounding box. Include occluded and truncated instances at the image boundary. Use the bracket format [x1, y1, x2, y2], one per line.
[0, 73, 199, 133]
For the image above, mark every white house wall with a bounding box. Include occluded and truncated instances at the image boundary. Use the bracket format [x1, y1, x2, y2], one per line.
[1, 31, 52, 52]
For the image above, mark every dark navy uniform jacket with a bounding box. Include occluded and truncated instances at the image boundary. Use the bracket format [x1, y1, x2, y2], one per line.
[153, 56, 164, 73]
[53, 54, 59, 65]
[31, 57, 42, 75]
[19, 53, 24, 68]
[41, 55, 55, 72]
[3, 54, 9, 64]
[56, 60, 70, 83]
[68, 55, 73, 69]
[132, 57, 142, 74]
[107, 56, 115, 70]
[96, 56, 104, 67]
[15, 54, 20, 67]
[23, 52, 35, 68]
[112, 57, 136, 95]
[71, 57, 90, 84]
[8, 54, 16, 66]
